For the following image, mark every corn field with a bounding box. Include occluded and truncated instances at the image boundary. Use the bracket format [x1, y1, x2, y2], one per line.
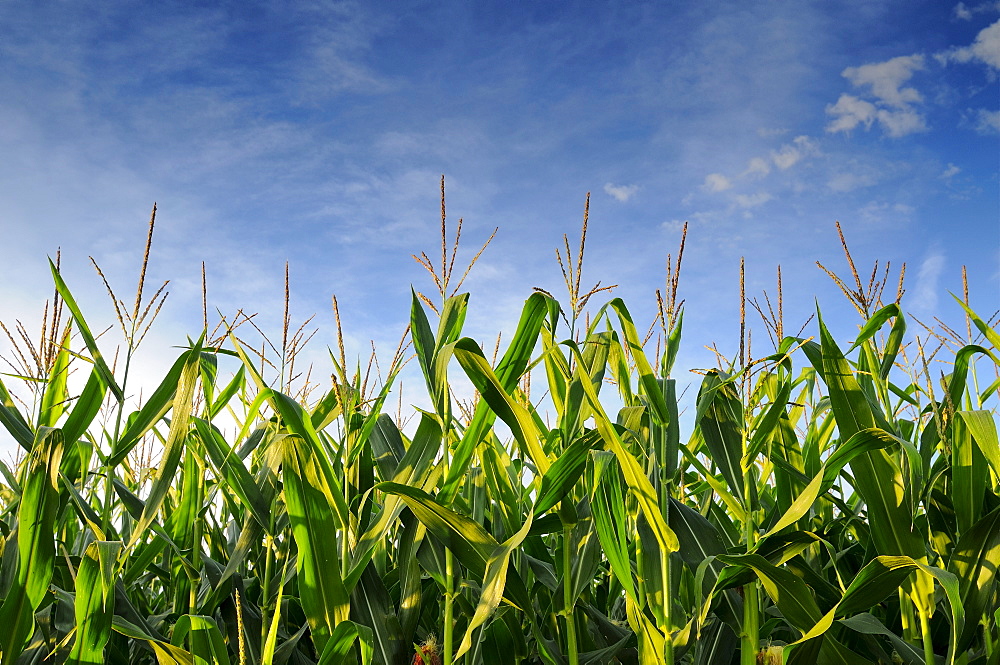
[0, 197, 998, 665]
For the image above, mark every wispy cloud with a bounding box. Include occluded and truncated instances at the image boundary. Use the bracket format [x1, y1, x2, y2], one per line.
[828, 169, 880, 193]
[910, 249, 946, 313]
[974, 108, 1000, 133]
[940, 163, 962, 179]
[858, 201, 915, 224]
[604, 182, 639, 201]
[740, 157, 771, 179]
[734, 192, 773, 209]
[702, 174, 733, 193]
[771, 135, 819, 170]
[952, 1, 1000, 21]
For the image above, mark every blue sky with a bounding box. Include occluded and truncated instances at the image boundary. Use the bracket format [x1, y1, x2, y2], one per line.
[1, 1, 997, 453]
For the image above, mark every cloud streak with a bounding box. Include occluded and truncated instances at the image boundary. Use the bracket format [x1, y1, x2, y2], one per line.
[604, 183, 639, 201]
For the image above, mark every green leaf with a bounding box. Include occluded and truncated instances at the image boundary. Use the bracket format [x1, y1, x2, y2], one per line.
[697, 371, 746, 506]
[113, 617, 197, 665]
[67, 541, 122, 665]
[837, 556, 921, 618]
[171, 615, 232, 665]
[49, 260, 124, 402]
[209, 364, 244, 420]
[668, 497, 742, 631]
[590, 452, 636, 603]
[959, 410, 1000, 483]
[0, 427, 64, 661]
[818, 314, 924, 562]
[38, 327, 71, 428]
[534, 430, 601, 516]
[348, 414, 441, 589]
[949, 505, 1000, 650]
[744, 379, 791, 466]
[376, 481, 532, 612]
[453, 337, 551, 477]
[110, 351, 192, 466]
[762, 427, 894, 538]
[0, 375, 36, 449]
[455, 511, 534, 659]
[847, 303, 906, 379]
[282, 434, 350, 653]
[369, 414, 407, 480]
[952, 294, 1000, 350]
[129, 348, 201, 546]
[267, 387, 352, 528]
[350, 565, 403, 665]
[317, 620, 374, 665]
[837, 614, 924, 665]
[61, 367, 107, 446]
[193, 417, 270, 530]
[626, 592, 665, 665]
[571, 348, 678, 554]
[717, 553, 823, 632]
[606, 298, 671, 427]
[952, 412, 988, 535]
[443, 293, 548, 502]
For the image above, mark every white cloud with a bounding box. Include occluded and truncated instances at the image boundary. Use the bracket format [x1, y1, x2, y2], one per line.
[858, 200, 916, 224]
[771, 135, 819, 170]
[842, 55, 926, 107]
[741, 157, 771, 179]
[734, 192, 772, 208]
[826, 93, 927, 138]
[952, 2, 1000, 21]
[876, 108, 928, 137]
[941, 163, 962, 179]
[828, 55, 930, 137]
[828, 171, 879, 192]
[604, 182, 639, 202]
[826, 94, 878, 132]
[975, 108, 1000, 133]
[963, 19, 1000, 68]
[911, 250, 946, 312]
[939, 19, 1000, 68]
[702, 173, 733, 192]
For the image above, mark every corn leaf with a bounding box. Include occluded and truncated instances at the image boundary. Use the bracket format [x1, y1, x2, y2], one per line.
[49, 260, 124, 402]
[66, 540, 121, 665]
[0, 427, 64, 661]
[281, 434, 350, 653]
[317, 620, 374, 665]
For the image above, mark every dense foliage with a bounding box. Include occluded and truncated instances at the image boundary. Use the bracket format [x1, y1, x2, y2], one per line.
[0, 203, 998, 665]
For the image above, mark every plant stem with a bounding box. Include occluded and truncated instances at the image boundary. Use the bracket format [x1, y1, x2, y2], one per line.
[919, 610, 935, 665]
[444, 549, 455, 665]
[104, 352, 133, 535]
[261, 533, 275, 647]
[657, 458, 673, 663]
[661, 525, 673, 663]
[442, 434, 455, 665]
[742, 580, 760, 665]
[742, 423, 759, 664]
[563, 522, 580, 665]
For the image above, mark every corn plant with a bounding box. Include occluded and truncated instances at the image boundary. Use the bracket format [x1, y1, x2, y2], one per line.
[0, 192, 997, 665]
